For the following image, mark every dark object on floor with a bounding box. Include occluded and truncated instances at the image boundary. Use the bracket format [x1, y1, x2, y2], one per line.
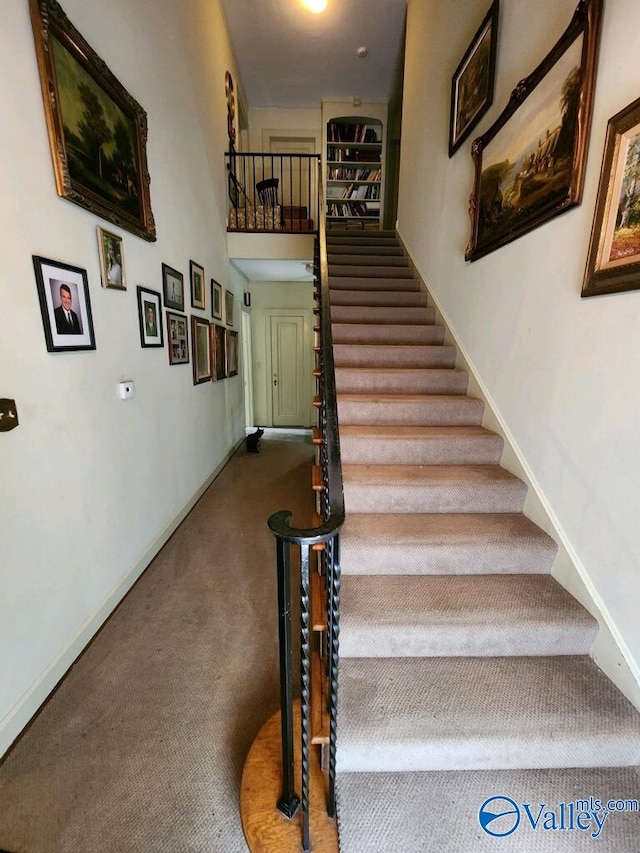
[246, 427, 264, 453]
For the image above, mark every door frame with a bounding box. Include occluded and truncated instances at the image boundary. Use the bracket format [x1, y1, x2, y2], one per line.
[241, 309, 254, 427]
[264, 308, 313, 427]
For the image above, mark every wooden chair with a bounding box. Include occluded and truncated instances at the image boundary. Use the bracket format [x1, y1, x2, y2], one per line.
[256, 177, 281, 230]
[256, 177, 280, 207]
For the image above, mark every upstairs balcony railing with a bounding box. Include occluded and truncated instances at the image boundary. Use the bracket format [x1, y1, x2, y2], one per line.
[225, 152, 320, 234]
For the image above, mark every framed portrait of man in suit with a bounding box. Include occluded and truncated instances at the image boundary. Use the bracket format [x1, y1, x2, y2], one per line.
[33, 255, 96, 352]
[137, 286, 163, 348]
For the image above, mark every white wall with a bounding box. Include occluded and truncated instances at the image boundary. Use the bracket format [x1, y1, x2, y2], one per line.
[0, 0, 244, 755]
[248, 107, 322, 152]
[399, 0, 640, 697]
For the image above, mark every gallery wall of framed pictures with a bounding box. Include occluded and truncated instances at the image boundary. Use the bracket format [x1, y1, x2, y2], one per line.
[27, 0, 243, 382]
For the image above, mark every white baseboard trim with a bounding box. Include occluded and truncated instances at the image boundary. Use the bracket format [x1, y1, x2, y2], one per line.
[252, 427, 313, 436]
[0, 439, 243, 759]
[397, 227, 640, 711]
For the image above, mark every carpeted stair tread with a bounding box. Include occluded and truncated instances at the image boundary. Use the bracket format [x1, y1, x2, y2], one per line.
[329, 289, 427, 307]
[336, 767, 640, 852]
[330, 279, 421, 294]
[332, 323, 444, 344]
[327, 244, 405, 256]
[331, 305, 436, 324]
[342, 463, 528, 513]
[339, 574, 597, 658]
[327, 232, 399, 246]
[328, 253, 409, 267]
[329, 276, 422, 292]
[335, 367, 468, 395]
[340, 424, 502, 464]
[337, 393, 485, 426]
[337, 655, 640, 772]
[339, 512, 558, 575]
[329, 264, 416, 279]
[334, 343, 456, 369]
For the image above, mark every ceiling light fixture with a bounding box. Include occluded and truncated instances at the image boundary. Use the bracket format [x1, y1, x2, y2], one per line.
[301, 0, 327, 13]
[356, 46, 368, 58]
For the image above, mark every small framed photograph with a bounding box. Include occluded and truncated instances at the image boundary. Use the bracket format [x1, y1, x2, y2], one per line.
[97, 227, 126, 289]
[166, 311, 189, 365]
[191, 316, 211, 384]
[211, 279, 222, 320]
[583, 95, 640, 297]
[226, 329, 238, 377]
[137, 286, 163, 348]
[33, 255, 96, 352]
[162, 263, 184, 311]
[449, 0, 499, 157]
[210, 323, 226, 380]
[190, 260, 205, 310]
[225, 289, 234, 326]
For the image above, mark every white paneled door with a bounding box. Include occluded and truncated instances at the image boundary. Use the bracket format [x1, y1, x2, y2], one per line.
[268, 311, 311, 427]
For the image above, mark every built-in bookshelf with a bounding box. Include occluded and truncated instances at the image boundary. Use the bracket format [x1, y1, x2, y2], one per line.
[323, 105, 386, 229]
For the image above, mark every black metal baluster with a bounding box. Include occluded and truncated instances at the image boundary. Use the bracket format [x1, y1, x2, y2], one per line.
[275, 535, 300, 820]
[326, 533, 341, 818]
[300, 542, 312, 852]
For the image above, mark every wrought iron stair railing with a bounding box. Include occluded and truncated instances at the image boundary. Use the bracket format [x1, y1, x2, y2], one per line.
[267, 163, 344, 852]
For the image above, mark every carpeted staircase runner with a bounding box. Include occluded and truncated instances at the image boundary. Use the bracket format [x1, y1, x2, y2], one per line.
[328, 230, 640, 851]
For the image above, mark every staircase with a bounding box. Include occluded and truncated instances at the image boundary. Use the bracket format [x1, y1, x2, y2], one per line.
[327, 230, 640, 851]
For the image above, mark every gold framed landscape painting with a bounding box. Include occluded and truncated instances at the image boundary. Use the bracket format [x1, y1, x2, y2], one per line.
[29, 0, 156, 241]
[449, 0, 499, 157]
[583, 96, 640, 297]
[466, 0, 602, 262]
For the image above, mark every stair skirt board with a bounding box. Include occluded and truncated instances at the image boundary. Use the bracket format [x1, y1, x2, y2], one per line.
[329, 230, 640, 848]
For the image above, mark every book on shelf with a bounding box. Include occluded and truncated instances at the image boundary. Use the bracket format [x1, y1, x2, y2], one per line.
[327, 122, 382, 144]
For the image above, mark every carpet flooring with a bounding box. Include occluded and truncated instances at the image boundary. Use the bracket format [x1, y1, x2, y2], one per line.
[0, 436, 315, 853]
[328, 230, 640, 852]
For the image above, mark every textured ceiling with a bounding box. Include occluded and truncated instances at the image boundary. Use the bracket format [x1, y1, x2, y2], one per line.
[220, 0, 407, 109]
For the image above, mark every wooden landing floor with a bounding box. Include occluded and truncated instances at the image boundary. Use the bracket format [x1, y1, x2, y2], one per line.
[240, 702, 339, 852]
